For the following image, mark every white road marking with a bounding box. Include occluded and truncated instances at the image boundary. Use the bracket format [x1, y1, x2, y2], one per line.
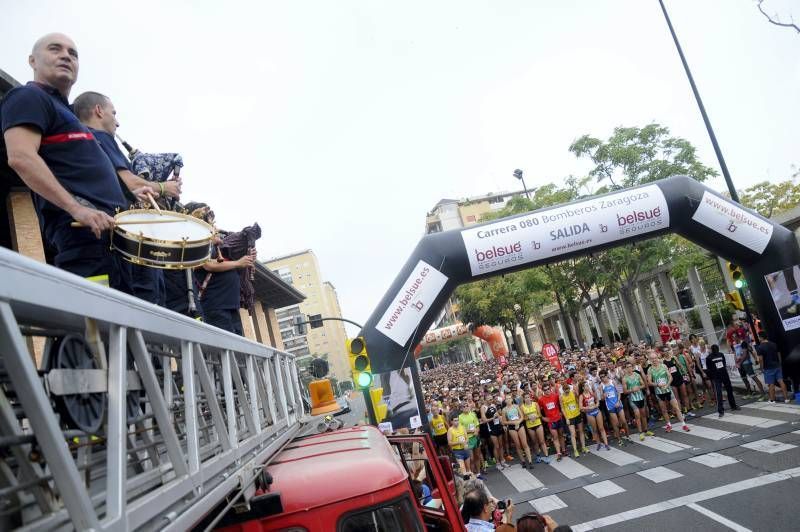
[572, 466, 800, 532]
[587, 444, 641, 466]
[742, 401, 800, 416]
[548, 456, 594, 479]
[500, 464, 544, 491]
[680, 424, 739, 440]
[631, 435, 690, 453]
[702, 412, 784, 428]
[689, 452, 739, 468]
[687, 502, 752, 532]
[583, 480, 626, 498]
[531, 495, 567, 513]
[740, 438, 796, 454]
[636, 466, 683, 483]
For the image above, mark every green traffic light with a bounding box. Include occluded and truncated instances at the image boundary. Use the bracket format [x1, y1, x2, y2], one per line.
[356, 371, 373, 388]
[734, 279, 744, 289]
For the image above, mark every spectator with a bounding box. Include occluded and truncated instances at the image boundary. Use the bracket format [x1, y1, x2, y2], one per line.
[516, 512, 560, 532]
[756, 331, 791, 403]
[462, 489, 515, 531]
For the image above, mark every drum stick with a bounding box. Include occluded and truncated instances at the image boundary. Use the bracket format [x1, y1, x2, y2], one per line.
[70, 218, 185, 228]
[146, 192, 162, 214]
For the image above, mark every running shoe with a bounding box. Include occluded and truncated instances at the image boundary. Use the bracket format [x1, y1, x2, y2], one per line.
[785, 399, 792, 404]
[596, 443, 602, 451]
[483, 461, 490, 470]
[477, 473, 486, 480]
[573, 449, 580, 458]
[582, 447, 589, 454]
[604, 444, 611, 450]
[682, 424, 690, 432]
[556, 453, 563, 462]
[505, 455, 515, 461]
[665, 424, 673, 433]
[534, 455, 543, 464]
[618, 439, 624, 447]
[686, 411, 696, 418]
[496, 463, 505, 471]
[522, 461, 528, 469]
[639, 433, 646, 441]
[742, 393, 752, 399]
[645, 430, 654, 436]
[501, 461, 508, 468]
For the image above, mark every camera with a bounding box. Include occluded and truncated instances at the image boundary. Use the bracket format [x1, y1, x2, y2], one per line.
[496, 498, 511, 511]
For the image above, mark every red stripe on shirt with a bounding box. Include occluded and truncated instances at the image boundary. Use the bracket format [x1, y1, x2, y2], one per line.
[40, 131, 95, 145]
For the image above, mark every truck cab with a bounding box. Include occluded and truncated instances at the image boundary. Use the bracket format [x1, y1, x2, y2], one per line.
[214, 425, 464, 531]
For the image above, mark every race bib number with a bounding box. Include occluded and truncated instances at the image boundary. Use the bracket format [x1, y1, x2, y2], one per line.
[458, 435, 466, 443]
[567, 403, 578, 413]
[468, 423, 475, 431]
[715, 361, 724, 369]
[508, 413, 519, 421]
[657, 378, 667, 387]
[435, 422, 444, 431]
[493, 418, 500, 425]
[547, 402, 555, 410]
[528, 413, 538, 421]
[605, 391, 616, 399]
[669, 366, 677, 373]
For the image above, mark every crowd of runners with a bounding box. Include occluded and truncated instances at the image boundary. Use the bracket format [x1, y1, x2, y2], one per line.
[420, 325, 788, 477]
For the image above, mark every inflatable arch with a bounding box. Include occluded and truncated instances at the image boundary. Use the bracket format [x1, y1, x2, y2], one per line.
[413, 323, 509, 362]
[361, 176, 800, 379]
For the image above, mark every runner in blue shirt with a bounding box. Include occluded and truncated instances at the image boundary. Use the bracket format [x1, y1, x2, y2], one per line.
[600, 370, 631, 446]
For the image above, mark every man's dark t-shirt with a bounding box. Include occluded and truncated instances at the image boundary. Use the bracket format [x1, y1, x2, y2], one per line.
[756, 341, 780, 370]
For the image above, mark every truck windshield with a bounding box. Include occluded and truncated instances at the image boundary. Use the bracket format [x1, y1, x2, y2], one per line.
[338, 495, 422, 532]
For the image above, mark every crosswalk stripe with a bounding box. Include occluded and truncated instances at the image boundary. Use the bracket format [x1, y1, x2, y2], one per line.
[689, 452, 739, 468]
[702, 412, 784, 428]
[631, 435, 690, 453]
[680, 424, 739, 440]
[587, 444, 641, 466]
[636, 466, 683, 483]
[583, 479, 626, 498]
[741, 439, 797, 454]
[499, 464, 544, 491]
[531, 495, 567, 513]
[548, 456, 594, 479]
[744, 401, 800, 414]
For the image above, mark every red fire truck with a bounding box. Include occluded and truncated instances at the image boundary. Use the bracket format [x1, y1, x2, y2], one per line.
[213, 425, 464, 531]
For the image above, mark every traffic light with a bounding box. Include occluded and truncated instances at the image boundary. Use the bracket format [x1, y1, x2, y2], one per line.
[369, 387, 388, 423]
[725, 290, 744, 311]
[293, 315, 307, 335]
[727, 262, 746, 289]
[347, 336, 373, 389]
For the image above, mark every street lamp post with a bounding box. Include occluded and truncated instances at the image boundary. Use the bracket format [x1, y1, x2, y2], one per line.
[658, 0, 739, 203]
[513, 169, 531, 200]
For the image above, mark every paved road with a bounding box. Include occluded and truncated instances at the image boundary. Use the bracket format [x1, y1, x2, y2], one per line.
[479, 398, 800, 531]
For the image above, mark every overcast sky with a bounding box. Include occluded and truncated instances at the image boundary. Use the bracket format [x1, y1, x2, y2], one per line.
[2, 0, 798, 336]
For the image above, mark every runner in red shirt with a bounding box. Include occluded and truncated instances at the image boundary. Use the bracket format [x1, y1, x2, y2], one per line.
[537, 383, 566, 461]
[658, 321, 671, 345]
[669, 320, 681, 342]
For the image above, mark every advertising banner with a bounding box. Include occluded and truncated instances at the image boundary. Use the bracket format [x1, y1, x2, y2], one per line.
[376, 260, 448, 345]
[765, 266, 800, 331]
[461, 185, 669, 276]
[691, 191, 773, 254]
[374, 367, 421, 432]
[542, 343, 562, 371]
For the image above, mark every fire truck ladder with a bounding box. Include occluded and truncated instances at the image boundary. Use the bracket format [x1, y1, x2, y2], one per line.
[0, 248, 305, 531]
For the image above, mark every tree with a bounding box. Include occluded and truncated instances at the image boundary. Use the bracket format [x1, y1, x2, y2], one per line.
[569, 123, 718, 189]
[756, 0, 800, 34]
[738, 175, 800, 218]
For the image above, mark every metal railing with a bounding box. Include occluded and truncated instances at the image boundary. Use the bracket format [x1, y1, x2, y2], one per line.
[0, 247, 305, 531]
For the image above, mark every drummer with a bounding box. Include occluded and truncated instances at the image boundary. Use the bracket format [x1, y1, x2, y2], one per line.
[1, 33, 137, 293]
[189, 203, 256, 335]
[74, 91, 180, 305]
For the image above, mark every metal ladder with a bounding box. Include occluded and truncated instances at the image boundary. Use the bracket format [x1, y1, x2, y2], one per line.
[0, 247, 305, 531]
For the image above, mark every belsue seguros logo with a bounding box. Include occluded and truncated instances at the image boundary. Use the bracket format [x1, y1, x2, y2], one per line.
[474, 241, 522, 262]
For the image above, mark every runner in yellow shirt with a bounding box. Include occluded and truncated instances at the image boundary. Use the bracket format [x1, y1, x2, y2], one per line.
[430, 404, 449, 455]
[521, 394, 548, 464]
[560, 381, 588, 458]
[447, 413, 470, 473]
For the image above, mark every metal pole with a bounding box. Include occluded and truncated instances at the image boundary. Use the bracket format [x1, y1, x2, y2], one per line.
[521, 177, 531, 200]
[362, 388, 377, 425]
[658, 0, 740, 202]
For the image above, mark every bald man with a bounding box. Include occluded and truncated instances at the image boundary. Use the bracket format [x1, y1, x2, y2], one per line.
[1, 33, 137, 292]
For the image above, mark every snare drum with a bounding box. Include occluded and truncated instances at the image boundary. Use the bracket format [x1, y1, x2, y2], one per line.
[111, 210, 213, 269]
